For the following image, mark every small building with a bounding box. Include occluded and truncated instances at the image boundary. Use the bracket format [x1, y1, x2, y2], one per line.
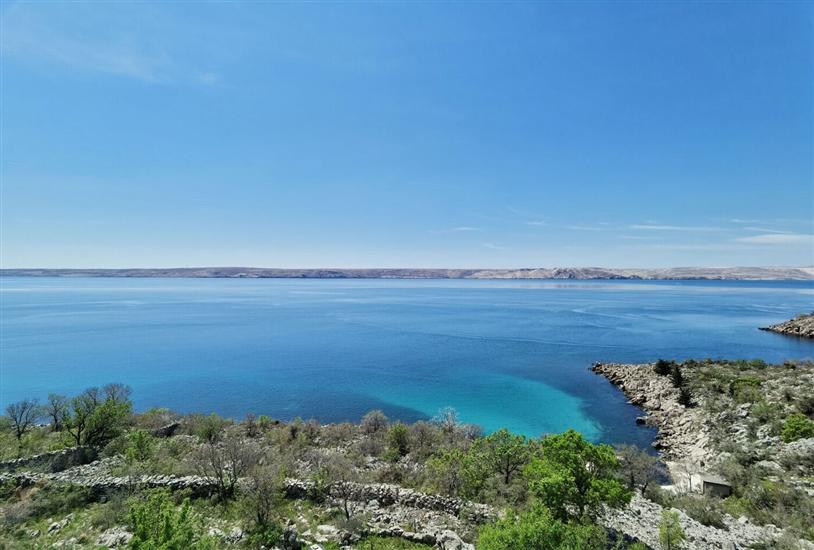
[700, 474, 732, 498]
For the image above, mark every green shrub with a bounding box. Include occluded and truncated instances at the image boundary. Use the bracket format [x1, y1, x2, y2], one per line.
[128, 490, 216, 549]
[730, 377, 762, 403]
[426, 447, 489, 499]
[388, 422, 411, 458]
[654, 360, 673, 376]
[659, 510, 685, 549]
[677, 387, 693, 407]
[478, 505, 607, 550]
[669, 365, 683, 388]
[190, 413, 229, 443]
[781, 413, 814, 443]
[671, 494, 725, 528]
[246, 523, 283, 548]
[126, 430, 156, 462]
[751, 401, 784, 424]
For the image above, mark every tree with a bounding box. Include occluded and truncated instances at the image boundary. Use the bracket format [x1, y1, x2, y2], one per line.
[476, 428, 533, 485]
[434, 406, 459, 437]
[387, 422, 411, 457]
[84, 398, 132, 446]
[45, 394, 68, 431]
[525, 430, 631, 521]
[194, 430, 261, 502]
[311, 453, 359, 520]
[103, 382, 132, 404]
[478, 504, 607, 550]
[659, 510, 686, 550]
[427, 447, 489, 499]
[65, 388, 98, 445]
[410, 420, 438, 458]
[5, 399, 42, 451]
[616, 444, 663, 493]
[243, 456, 285, 543]
[361, 410, 389, 435]
[65, 385, 132, 446]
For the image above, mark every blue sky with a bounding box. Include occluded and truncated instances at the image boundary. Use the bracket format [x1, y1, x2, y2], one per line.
[1, 1, 812, 268]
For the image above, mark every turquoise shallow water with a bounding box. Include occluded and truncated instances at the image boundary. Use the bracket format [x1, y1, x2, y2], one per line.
[1, 277, 812, 447]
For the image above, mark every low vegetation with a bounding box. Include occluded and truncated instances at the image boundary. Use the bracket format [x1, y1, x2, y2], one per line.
[2, 359, 812, 548]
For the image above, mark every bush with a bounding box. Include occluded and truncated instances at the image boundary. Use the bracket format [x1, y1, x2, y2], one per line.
[128, 490, 216, 549]
[246, 523, 283, 548]
[126, 430, 156, 462]
[781, 413, 814, 443]
[426, 447, 489, 499]
[730, 377, 762, 404]
[669, 365, 683, 388]
[361, 410, 389, 435]
[190, 412, 230, 443]
[672, 494, 725, 528]
[659, 510, 685, 549]
[478, 504, 607, 550]
[677, 387, 693, 407]
[388, 422, 411, 458]
[654, 360, 673, 376]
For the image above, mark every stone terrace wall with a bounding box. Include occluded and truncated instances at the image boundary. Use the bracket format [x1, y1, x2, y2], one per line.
[0, 446, 97, 474]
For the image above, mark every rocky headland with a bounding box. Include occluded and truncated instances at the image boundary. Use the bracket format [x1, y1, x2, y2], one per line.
[760, 313, 814, 339]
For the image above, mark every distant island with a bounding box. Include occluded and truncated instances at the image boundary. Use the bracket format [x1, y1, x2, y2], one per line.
[2, 266, 813, 280]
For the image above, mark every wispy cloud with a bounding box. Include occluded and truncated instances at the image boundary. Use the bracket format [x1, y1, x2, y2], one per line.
[451, 226, 478, 232]
[742, 227, 792, 234]
[1, 3, 220, 85]
[482, 242, 507, 250]
[629, 224, 723, 232]
[563, 225, 605, 231]
[525, 220, 547, 226]
[735, 233, 814, 245]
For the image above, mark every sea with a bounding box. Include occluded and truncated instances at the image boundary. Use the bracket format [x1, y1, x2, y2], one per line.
[1, 277, 811, 447]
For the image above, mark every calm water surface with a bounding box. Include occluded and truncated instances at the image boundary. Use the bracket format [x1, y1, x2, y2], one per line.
[1, 277, 812, 447]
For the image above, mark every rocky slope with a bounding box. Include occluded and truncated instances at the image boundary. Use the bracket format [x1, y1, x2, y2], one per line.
[594, 360, 814, 549]
[760, 313, 814, 338]
[600, 493, 801, 550]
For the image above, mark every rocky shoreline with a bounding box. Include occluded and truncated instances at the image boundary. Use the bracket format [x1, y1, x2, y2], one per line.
[592, 362, 715, 467]
[760, 313, 814, 338]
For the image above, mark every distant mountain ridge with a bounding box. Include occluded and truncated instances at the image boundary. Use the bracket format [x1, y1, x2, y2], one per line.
[2, 266, 813, 280]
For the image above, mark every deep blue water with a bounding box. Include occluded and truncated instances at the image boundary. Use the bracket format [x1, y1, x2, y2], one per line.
[1, 277, 812, 447]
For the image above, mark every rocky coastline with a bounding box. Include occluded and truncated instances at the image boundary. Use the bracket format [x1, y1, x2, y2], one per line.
[592, 362, 715, 467]
[760, 313, 814, 339]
